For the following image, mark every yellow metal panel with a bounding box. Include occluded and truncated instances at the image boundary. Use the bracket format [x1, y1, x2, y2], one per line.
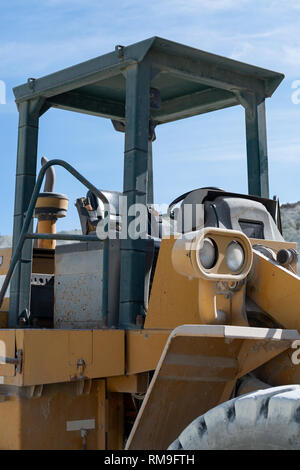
[0, 380, 107, 450]
[145, 237, 249, 329]
[0, 249, 11, 326]
[145, 239, 200, 329]
[248, 251, 300, 331]
[90, 329, 124, 378]
[145, 238, 300, 330]
[68, 330, 93, 365]
[0, 329, 24, 386]
[96, 379, 106, 449]
[20, 329, 124, 386]
[106, 392, 124, 450]
[107, 373, 149, 393]
[32, 248, 55, 274]
[249, 238, 297, 251]
[0, 398, 21, 449]
[0, 311, 8, 328]
[0, 248, 11, 275]
[22, 330, 69, 385]
[218, 334, 293, 403]
[0, 298, 9, 328]
[0, 330, 24, 386]
[126, 325, 299, 450]
[0, 330, 16, 377]
[249, 238, 298, 272]
[255, 349, 300, 387]
[0, 298, 9, 313]
[126, 329, 170, 375]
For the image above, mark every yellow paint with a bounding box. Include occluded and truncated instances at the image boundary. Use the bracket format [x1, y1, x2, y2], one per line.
[0, 312, 8, 328]
[0, 233, 299, 449]
[35, 195, 68, 212]
[0, 329, 124, 386]
[107, 374, 149, 393]
[126, 324, 296, 450]
[0, 248, 11, 275]
[172, 228, 253, 281]
[145, 239, 200, 328]
[145, 238, 248, 329]
[36, 219, 57, 249]
[248, 250, 300, 331]
[126, 329, 171, 374]
[0, 380, 109, 450]
[106, 391, 124, 449]
[255, 349, 300, 388]
[0, 330, 16, 377]
[0, 249, 10, 321]
[32, 248, 54, 274]
[249, 238, 298, 272]
[35, 193, 69, 248]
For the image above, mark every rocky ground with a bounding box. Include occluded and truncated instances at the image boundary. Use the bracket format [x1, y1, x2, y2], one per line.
[280, 202, 300, 248]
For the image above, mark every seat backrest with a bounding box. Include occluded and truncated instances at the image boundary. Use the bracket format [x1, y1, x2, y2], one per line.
[76, 190, 163, 240]
[75, 190, 122, 235]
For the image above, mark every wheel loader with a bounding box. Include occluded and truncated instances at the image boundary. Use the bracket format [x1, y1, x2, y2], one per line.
[0, 36, 300, 450]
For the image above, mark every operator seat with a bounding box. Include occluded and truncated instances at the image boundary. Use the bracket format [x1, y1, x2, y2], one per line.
[75, 190, 161, 313]
[76, 189, 161, 239]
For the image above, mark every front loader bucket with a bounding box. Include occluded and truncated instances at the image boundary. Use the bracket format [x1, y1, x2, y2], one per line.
[126, 324, 300, 450]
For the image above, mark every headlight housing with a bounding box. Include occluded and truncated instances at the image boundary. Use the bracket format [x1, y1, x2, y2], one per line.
[172, 227, 253, 281]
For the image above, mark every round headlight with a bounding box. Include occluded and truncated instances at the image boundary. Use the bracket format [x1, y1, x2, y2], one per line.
[199, 238, 217, 269]
[226, 241, 245, 272]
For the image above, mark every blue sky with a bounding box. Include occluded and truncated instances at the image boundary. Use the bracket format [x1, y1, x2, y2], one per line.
[1, 0, 300, 235]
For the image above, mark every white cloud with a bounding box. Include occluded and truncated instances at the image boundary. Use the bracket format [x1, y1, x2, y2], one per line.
[0, 35, 116, 79]
[1, 0, 300, 82]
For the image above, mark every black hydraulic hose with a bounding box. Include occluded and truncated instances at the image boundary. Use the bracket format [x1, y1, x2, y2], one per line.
[0, 158, 109, 316]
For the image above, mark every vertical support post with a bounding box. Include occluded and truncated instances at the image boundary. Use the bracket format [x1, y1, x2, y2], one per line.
[119, 62, 151, 329]
[147, 140, 154, 205]
[9, 100, 40, 327]
[244, 95, 269, 198]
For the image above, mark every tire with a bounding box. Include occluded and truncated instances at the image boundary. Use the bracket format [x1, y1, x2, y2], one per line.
[168, 385, 300, 450]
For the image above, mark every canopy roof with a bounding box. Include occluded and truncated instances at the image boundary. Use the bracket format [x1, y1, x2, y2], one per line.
[13, 36, 284, 124]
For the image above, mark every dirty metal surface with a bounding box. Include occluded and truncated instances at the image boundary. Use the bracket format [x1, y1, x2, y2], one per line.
[126, 324, 300, 450]
[54, 244, 104, 328]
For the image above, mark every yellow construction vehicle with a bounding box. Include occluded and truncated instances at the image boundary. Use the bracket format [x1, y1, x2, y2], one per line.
[1, 37, 300, 450]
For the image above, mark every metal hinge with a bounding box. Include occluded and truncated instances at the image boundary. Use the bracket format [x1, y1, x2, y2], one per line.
[0, 349, 23, 374]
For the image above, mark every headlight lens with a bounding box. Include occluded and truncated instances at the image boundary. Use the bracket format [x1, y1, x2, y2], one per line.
[226, 241, 245, 272]
[199, 238, 217, 269]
